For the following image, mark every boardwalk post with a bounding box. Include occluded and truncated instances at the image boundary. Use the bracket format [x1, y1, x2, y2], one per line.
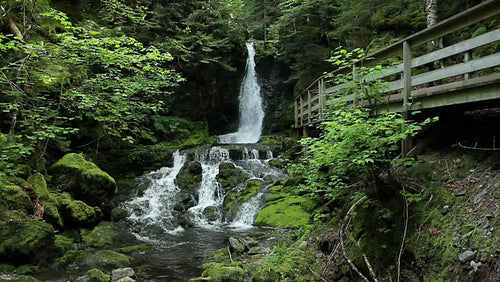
[402, 40, 412, 155]
[464, 51, 471, 80]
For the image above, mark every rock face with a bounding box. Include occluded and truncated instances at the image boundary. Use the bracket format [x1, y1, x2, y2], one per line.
[216, 162, 249, 191]
[175, 161, 202, 210]
[0, 212, 57, 264]
[51, 153, 117, 211]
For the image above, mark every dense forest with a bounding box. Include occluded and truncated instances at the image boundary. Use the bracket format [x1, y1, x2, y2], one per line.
[1, 0, 499, 281]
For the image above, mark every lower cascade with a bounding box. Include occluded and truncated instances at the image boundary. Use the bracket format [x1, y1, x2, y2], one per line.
[122, 145, 287, 244]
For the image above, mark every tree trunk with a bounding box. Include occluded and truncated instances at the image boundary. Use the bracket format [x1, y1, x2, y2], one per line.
[1, 5, 24, 40]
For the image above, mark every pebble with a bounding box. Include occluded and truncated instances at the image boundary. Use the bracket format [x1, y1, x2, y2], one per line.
[459, 250, 476, 263]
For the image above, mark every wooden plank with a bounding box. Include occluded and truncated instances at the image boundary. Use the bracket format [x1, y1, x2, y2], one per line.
[412, 52, 500, 86]
[325, 81, 352, 94]
[411, 72, 500, 97]
[403, 41, 412, 113]
[412, 29, 500, 68]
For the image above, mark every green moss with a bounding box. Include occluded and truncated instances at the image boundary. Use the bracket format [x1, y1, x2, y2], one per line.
[54, 235, 76, 256]
[201, 263, 244, 281]
[254, 196, 312, 228]
[85, 250, 132, 270]
[110, 207, 128, 221]
[51, 153, 116, 208]
[0, 263, 16, 272]
[62, 200, 102, 227]
[0, 211, 57, 264]
[16, 264, 40, 275]
[223, 179, 263, 220]
[41, 199, 64, 228]
[0, 185, 33, 213]
[27, 173, 49, 200]
[86, 268, 111, 282]
[216, 163, 249, 191]
[82, 222, 118, 248]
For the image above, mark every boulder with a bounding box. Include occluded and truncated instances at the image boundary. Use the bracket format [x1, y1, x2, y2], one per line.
[27, 173, 49, 200]
[60, 200, 102, 227]
[77, 268, 111, 282]
[175, 161, 202, 208]
[0, 184, 32, 214]
[216, 163, 249, 190]
[112, 267, 135, 281]
[228, 237, 245, 253]
[82, 222, 119, 248]
[0, 211, 57, 264]
[51, 153, 116, 210]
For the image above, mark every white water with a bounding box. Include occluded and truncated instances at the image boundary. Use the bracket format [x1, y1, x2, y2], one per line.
[123, 146, 288, 240]
[124, 151, 187, 235]
[218, 42, 264, 144]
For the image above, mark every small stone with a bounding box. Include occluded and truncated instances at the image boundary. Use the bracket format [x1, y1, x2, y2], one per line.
[455, 190, 466, 197]
[117, 278, 135, 282]
[459, 250, 476, 263]
[470, 261, 482, 272]
[112, 267, 135, 282]
[441, 205, 450, 215]
[485, 214, 494, 219]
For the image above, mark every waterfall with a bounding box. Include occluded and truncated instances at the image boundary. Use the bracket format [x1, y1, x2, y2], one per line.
[218, 42, 264, 144]
[122, 146, 288, 241]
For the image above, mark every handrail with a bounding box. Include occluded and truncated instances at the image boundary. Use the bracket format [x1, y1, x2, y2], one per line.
[295, 0, 500, 130]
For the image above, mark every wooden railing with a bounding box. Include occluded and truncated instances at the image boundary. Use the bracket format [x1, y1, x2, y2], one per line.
[295, 0, 500, 129]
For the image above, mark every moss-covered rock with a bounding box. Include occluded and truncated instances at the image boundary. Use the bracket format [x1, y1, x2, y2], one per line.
[54, 234, 76, 256]
[41, 199, 64, 228]
[223, 179, 263, 221]
[0, 184, 33, 214]
[60, 200, 102, 227]
[0, 263, 16, 273]
[216, 163, 249, 191]
[12, 275, 40, 282]
[51, 153, 116, 210]
[116, 244, 155, 255]
[254, 192, 312, 228]
[15, 264, 39, 275]
[82, 250, 132, 270]
[0, 211, 57, 264]
[201, 263, 244, 281]
[82, 222, 118, 248]
[110, 207, 128, 221]
[81, 268, 111, 282]
[27, 173, 49, 200]
[175, 161, 202, 209]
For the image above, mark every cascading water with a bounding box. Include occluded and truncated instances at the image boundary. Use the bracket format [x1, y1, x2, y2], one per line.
[218, 42, 264, 144]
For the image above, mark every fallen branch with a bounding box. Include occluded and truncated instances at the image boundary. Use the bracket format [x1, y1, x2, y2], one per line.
[397, 184, 409, 282]
[227, 247, 233, 264]
[339, 195, 371, 282]
[309, 266, 328, 282]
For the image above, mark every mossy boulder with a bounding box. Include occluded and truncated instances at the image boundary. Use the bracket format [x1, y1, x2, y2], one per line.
[0, 184, 32, 214]
[78, 268, 111, 282]
[40, 198, 64, 228]
[223, 179, 264, 220]
[12, 275, 40, 282]
[54, 234, 76, 256]
[0, 211, 57, 264]
[16, 264, 39, 275]
[175, 161, 202, 209]
[110, 207, 128, 221]
[216, 163, 249, 190]
[116, 244, 155, 255]
[201, 263, 244, 281]
[82, 222, 119, 248]
[254, 184, 313, 229]
[27, 173, 49, 200]
[51, 153, 116, 210]
[60, 200, 102, 227]
[81, 250, 132, 270]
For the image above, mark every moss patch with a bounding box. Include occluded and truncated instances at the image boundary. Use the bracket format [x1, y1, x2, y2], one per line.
[201, 263, 244, 281]
[254, 196, 312, 228]
[27, 173, 49, 200]
[61, 200, 102, 227]
[82, 222, 118, 248]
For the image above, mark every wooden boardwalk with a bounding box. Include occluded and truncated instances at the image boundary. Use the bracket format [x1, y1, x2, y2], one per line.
[295, 0, 500, 131]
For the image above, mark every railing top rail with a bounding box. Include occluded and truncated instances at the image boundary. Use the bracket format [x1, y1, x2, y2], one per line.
[296, 0, 500, 99]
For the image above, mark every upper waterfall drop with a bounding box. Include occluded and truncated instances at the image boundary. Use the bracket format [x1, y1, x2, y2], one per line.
[218, 42, 264, 144]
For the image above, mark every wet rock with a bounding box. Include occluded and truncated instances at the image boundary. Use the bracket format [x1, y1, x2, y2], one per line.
[459, 250, 476, 263]
[112, 267, 135, 281]
[175, 161, 202, 205]
[202, 206, 220, 221]
[216, 162, 249, 190]
[77, 269, 111, 282]
[248, 246, 270, 255]
[229, 237, 245, 253]
[441, 205, 450, 215]
[111, 207, 128, 222]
